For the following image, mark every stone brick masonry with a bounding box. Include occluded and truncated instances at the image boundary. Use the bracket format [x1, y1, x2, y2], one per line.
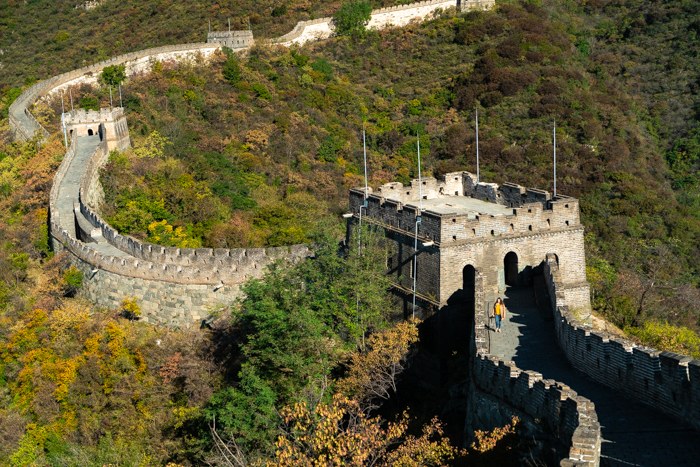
[545, 259, 700, 433]
[46, 126, 310, 325]
[349, 172, 591, 317]
[349, 174, 600, 465]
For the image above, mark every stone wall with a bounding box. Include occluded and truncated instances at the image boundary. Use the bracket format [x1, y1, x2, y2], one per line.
[439, 228, 589, 306]
[207, 30, 254, 50]
[9, 42, 220, 142]
[273, 0, 494, 47]
[459, 268, 601, 466]
[53, 241, 242, 326]
[469, 355, 601, 466]
[350, 174, 589, 303]
[44, 106, 311, 324]
[46, 133, 310, 322]
[545, 259, 700, 432]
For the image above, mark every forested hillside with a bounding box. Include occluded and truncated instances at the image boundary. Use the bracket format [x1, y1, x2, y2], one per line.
[1, 0, 700, 465]
[80, 0, 699, 348]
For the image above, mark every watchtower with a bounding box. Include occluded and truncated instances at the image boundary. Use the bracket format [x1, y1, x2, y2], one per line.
[347, 171, 591, 317]
[64, 107, 131, 152]
[207, 30, 254, 50]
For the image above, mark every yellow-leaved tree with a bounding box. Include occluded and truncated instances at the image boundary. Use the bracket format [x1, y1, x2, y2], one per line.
[262, 395, 457, 467]
[336, 320, 419, 411]
[147, 220, 201, 248]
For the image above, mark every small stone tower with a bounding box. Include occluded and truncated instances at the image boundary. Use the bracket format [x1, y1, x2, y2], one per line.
[207, 30, 254, 50]
[64, 107, 130, 151]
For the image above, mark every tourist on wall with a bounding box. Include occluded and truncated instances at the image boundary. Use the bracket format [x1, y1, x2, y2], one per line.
[491, 297, 507, 332]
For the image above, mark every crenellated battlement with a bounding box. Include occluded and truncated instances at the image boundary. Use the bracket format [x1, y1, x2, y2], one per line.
[545, 259, 700, 433]
[350, 172, 580, 245]
[207, 30, 253, 38]
[64, 107, 124, 124]
[207, 30, 254, 49]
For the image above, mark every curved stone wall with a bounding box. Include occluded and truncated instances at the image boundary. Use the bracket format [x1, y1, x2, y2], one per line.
[545, 259, 700, 432]
[44, 128, 310, 324]
[5, 42, 311, 325]
[273, 0, 494, 47]
[9, 42, 219, 142]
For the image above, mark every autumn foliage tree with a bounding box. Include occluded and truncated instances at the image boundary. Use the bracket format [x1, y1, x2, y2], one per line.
[262, 395, 457, 467]
[336, 320, 419, 410]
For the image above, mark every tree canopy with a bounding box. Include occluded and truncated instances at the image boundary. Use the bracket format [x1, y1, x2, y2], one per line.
[100, 64, 126, 86]
[332, 1, 373, 36]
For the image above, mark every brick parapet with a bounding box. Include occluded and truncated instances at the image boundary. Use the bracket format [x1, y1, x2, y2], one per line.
[471, 354, 601, 466]
[350, 173, 580, 246]
[545, 260, 700, 431]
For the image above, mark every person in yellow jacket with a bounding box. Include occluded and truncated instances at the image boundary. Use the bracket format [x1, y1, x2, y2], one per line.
[491, 297, 506, 333]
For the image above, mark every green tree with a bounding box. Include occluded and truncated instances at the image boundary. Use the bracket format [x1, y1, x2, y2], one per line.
[79, 96, 99, 111]
[206, 221, 393, 452]
[332, 1, 373, 36]
[100, 64, 126, 86]
[222, 55, 242, 85]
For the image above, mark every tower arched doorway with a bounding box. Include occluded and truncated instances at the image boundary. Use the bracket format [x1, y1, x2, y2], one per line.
[87, 129, 94, 136]
[504, 252, 518, 287]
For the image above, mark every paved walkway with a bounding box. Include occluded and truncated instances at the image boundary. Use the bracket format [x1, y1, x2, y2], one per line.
[488, 287, 699, 467]
[55, 135, 130, 258]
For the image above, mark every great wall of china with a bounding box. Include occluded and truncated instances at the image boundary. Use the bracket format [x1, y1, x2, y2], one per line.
[8, 0, 700, 464]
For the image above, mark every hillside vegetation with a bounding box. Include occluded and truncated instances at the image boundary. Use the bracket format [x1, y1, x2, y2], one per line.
[1, 0, 700, 464]
[79, 0, 699, 345]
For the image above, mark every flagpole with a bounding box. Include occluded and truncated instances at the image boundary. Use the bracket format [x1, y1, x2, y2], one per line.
[476, 109, 480, 183]
[553, 119, 557, 198]
[413, 131, 422, 320]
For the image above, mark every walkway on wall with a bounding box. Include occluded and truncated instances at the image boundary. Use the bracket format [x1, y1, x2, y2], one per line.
[489, 286, 699, 467]
[15, 108, 34, 138]
[55, 135, 129, 258]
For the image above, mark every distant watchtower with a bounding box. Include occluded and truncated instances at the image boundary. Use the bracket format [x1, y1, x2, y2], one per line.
[207, 30, 254, 50]
[64, 107, 131, 152]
